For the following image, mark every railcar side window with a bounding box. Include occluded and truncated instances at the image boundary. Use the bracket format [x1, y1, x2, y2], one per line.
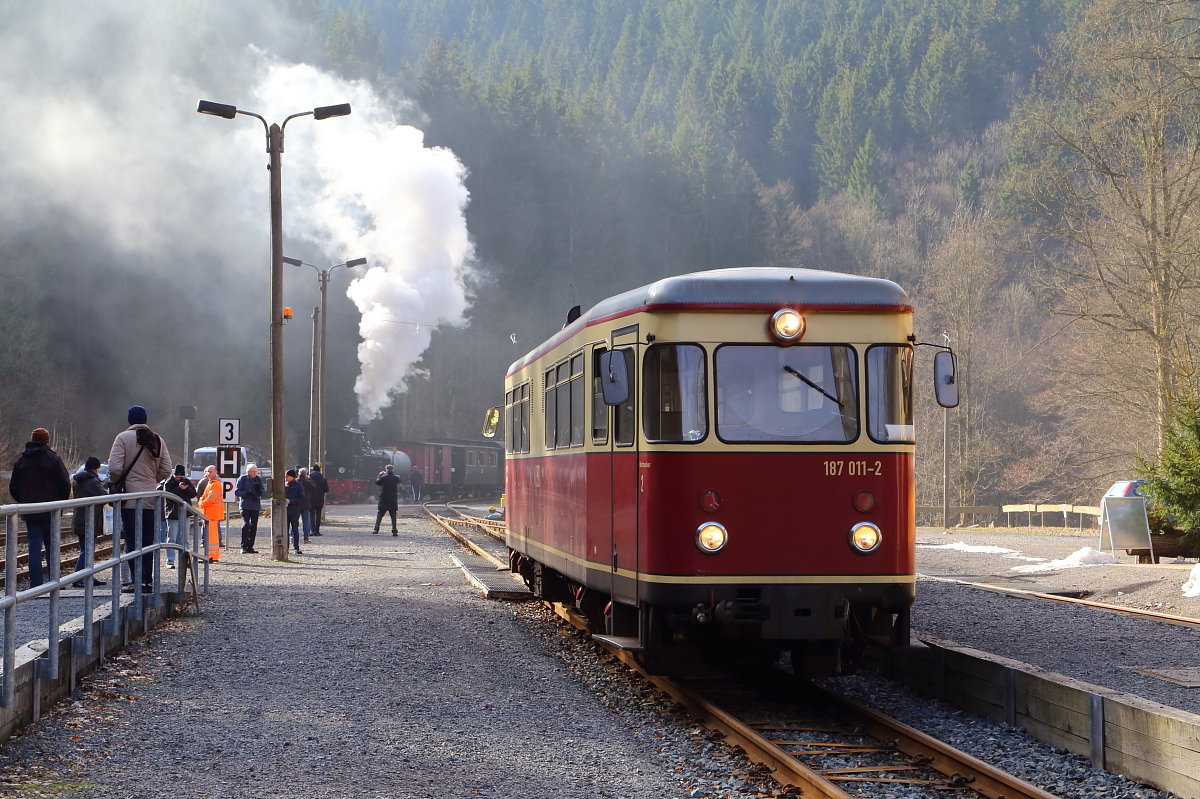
[592, 348, 610, 443]
[570, 355, 585, 446]
[544, 369, 557, 450]
[504, 390, 514, 453]
[613, 348, 637, 447]
[506, 383, 530, 454]
[715, 345, 859, 443]
[866, 345, 914, 443]
[544, 355, 586, 450]
[643, 344, 707, 443]
[519, 384, 529, 452]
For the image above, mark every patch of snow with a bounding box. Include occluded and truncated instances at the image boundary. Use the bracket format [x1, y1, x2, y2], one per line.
[1003, 555, 1049, 562]
[1181, 564, 1200, 598]
[917, 541, 1017, 554]
[1009, 547, 1118, 573]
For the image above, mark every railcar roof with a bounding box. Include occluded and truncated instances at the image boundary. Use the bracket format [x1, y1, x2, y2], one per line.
[507, 267, 909, 376]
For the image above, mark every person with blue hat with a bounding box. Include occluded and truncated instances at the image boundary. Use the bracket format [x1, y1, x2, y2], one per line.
[107, 406, 172, 592]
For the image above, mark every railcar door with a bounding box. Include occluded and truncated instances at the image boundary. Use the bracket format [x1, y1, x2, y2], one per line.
[609, 327, 640, 605]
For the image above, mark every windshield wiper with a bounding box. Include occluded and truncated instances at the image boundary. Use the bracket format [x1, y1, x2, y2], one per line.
[783, 365, 843, 407]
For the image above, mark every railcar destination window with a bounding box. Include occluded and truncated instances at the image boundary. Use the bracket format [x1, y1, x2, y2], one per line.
[643, 344, 707, 442]
[505, 383, 530, 453]
[715, 345, 858, 443]
[866, 345, 914, 443]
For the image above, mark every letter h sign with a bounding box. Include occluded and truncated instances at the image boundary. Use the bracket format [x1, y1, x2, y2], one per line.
[216, 446, 242, 479]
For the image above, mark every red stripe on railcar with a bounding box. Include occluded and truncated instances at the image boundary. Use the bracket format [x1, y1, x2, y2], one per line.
[505, 450, 913, 580]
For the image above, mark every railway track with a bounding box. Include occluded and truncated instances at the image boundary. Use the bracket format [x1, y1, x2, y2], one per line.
[920, 572, 1200, 629]
[424, 505, 1060, 799]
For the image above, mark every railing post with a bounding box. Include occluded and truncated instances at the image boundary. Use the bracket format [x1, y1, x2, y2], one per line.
[107, 504, 123, 637]
[81, 502, 95, 656]
[155, 497, 164, 597]
[133, 504, 143, 600]
[2, 515, 17, 708]
[39, 510, 62, 680]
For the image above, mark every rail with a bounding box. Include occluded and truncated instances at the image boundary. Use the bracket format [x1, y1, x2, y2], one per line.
[0, 491, 210, 709]
[548, 602, 1056, 799]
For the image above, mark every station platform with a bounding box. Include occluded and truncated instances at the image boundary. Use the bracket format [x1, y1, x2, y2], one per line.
[0, 506, 691, 798]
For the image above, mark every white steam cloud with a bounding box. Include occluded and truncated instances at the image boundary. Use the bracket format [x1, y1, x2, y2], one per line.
[0, 2, 474, 425]
[254, 61, 474, 421]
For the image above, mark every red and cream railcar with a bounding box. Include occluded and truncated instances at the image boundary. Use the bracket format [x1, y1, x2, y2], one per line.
[501, 267, 949, 675]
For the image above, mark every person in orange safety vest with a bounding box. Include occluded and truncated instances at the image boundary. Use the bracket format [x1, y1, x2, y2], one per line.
[197, 464, 225, 563]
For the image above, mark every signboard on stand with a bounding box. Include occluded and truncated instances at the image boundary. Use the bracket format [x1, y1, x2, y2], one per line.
[1098, 496, 1154, 555]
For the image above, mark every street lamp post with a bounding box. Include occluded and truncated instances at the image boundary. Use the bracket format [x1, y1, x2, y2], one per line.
[284, 256, 366, 473]
[198, 99, 351, 562]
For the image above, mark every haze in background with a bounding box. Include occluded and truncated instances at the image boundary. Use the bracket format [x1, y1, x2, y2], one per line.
[0, 0, 472, 458]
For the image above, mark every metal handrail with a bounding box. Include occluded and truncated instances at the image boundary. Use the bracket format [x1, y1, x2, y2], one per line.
[0, 490, 211, 709]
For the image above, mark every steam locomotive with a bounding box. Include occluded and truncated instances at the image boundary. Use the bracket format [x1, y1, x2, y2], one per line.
[322, 426, 503, 503]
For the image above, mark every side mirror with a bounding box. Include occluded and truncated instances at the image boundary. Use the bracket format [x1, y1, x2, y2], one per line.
[481, 407, 501, 439]
[598, 350, 629, 406]
[934, 351, 959, 408]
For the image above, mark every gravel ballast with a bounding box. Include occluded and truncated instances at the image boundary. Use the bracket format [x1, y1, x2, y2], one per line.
[913, 528, 1200, 714]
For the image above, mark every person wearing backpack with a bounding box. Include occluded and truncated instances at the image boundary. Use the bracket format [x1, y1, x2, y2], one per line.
[9, 428, 71, 587]
[107, 406, 172, 592]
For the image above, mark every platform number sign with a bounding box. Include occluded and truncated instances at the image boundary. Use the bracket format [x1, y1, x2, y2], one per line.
[218, 418, 240, 446]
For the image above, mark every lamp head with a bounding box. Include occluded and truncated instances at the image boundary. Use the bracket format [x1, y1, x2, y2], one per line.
[197, 100, 237, 119]
[345, 258, 367, 268]
[283, 256, 303, 267]
[313, 103, 351, 120]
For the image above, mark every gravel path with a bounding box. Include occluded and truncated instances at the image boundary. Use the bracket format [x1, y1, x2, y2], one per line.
[0, 507, 781, 799]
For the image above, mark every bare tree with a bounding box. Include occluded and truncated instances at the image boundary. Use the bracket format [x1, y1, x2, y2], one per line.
[1005, 0, 1200, 449]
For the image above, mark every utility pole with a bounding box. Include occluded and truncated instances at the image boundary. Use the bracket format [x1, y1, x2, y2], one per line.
[198, 97, 351, 563]
[268, 122, 287, 562]
[308, 305, 321, 468]
[942, 331, 952, 532]
[318, 268, 329, 477]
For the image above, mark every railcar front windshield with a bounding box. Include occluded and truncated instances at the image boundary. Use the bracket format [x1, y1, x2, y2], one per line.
[715, 345, 859, 443]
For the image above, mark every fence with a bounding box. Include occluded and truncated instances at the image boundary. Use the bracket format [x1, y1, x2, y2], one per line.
[916, 504, 1103, 530]
[0, 490, 209, 734]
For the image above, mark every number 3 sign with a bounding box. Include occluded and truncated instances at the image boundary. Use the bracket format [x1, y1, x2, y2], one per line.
[218, 418, 240, 445]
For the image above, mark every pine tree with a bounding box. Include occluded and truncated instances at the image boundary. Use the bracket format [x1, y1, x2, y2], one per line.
[1139, 394, 1200, 548]
[847, 129, 883, 209]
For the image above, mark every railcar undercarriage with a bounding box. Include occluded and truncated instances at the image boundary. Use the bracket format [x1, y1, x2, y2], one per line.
[510, 553, 911, 678]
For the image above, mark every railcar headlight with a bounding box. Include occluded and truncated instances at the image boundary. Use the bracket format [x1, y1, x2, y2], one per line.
[695, 522, 728, 554]
[770, 308, 805, 343]
[849, 522, 881, 553]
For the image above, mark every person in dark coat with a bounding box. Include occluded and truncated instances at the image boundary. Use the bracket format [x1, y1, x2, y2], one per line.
[308, 464, 329, 536]
[374, 464, 401, 535]
[409, 466, 424, 503]
[9, 428, 71, 587]
[160, 464, 197, 568]
[298, 468, 316, 544]
[233, 464, 265, 554]
[70, 456, 108, 587]
[284, 469, 305, 554]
